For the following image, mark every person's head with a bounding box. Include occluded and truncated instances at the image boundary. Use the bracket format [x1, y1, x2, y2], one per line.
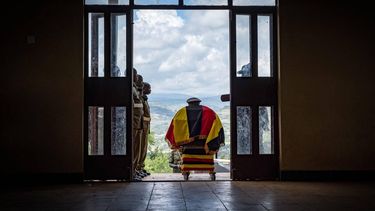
[186, 97, 201, 107]
[136, 74, 144, 90]
[112, 65, 120, 76]
[137, 74, 143, 84]
[143, 82, 151, 95]
[132, 68, 138, 83]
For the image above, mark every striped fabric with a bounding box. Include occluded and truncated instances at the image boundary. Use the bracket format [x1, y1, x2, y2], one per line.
[180, 164, 215, 172]
[180, 154, 214, 171]
[181, 154, 214, 164]
[165, 105, 225, 154]
[165, 105, 224, 173]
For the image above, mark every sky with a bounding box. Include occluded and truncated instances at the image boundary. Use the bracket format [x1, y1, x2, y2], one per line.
[132, 10, 230, 97]
[89, 5, 272, 97]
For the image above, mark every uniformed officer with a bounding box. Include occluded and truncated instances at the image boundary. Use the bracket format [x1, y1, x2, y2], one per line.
[132, 68, 144, 181]
[135, 74, 148, 178]
[139, 82, 151, 176]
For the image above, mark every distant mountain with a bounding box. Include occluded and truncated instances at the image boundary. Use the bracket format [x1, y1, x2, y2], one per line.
[150, 105, 175, 118]
[200, 95, 229, 112]
[149, 92, 229, 112]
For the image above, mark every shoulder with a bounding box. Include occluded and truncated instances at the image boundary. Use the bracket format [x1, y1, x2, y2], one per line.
[173, 107, 187, 119]
[202, 106, 215, 114]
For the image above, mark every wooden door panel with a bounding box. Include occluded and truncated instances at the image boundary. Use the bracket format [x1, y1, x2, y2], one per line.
[230, 11, 279, 180]
[84, 11, 133, 181]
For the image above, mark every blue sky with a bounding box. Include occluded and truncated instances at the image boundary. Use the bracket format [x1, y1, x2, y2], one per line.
[129, 10, 271, 97]
[131, 10, 230, 97]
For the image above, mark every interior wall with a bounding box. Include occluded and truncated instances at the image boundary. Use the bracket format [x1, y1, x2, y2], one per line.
[0, 0, 83, 174]
[1, 0, 374, 178]
[279, 0, 375, 170]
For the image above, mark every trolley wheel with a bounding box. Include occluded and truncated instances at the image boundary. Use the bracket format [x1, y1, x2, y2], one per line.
[210, 172, 216, 181]
[183, 172, 190, 181]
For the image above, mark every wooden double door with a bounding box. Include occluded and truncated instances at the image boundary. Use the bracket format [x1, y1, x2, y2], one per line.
[84, 6, 278, 181]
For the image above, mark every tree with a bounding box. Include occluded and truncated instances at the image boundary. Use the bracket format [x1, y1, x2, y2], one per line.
[144, 132, 172, 173]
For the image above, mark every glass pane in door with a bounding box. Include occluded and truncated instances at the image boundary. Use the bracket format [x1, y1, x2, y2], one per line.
[88, 107, 104, 155]
[135, 0, 178, 4]
[259, 106, 273, 154]
[111, 13, 127, 77]
[237, 106, 252, 154]
[111, 107, 127, 155]
[88, 13, 105, 77]
[184, 0, 227, 5]
[233, 0, 276, 6]
[236, 15, 251, 77]
[258, 15, 272, 77]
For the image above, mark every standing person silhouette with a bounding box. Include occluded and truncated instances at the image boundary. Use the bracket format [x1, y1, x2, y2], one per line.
[132, 68, 143, 181]
[138, 82, 151, 176]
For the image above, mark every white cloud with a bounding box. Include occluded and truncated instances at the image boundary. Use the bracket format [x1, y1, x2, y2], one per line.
[133, 10, 230, 97]
[159, 35, 208, 72]
[135, 10, 184, 48]
[113, 10, 271, 96]
[184, 10, 228, 30]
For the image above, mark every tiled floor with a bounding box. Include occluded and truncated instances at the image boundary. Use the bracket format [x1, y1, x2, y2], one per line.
[1, 181, 375, 210]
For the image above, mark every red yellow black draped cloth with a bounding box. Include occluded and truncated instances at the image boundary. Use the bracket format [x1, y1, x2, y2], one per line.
[180, 154, 215, 172]
[165, 105, 225, 155]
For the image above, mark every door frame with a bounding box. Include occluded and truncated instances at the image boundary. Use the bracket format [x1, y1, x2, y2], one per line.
[84, 0, 278, 181]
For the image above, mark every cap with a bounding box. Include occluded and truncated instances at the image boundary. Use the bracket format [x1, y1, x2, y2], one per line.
[186, 97, 201, 104]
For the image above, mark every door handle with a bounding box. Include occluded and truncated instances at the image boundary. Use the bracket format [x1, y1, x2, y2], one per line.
[221, 94, 230, 102]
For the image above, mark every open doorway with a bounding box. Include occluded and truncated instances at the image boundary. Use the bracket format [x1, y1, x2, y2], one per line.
[134, 9, 231, 181]
[84, 1, 278, 181]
